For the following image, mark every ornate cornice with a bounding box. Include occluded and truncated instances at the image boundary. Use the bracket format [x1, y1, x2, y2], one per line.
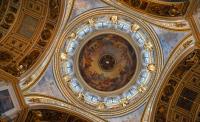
[24, 94, 106, 122]
[102, 0, 191, 31]
[0, 0, 73, 80]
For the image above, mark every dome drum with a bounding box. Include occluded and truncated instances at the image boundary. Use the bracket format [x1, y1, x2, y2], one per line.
[54, 9, 163, 116]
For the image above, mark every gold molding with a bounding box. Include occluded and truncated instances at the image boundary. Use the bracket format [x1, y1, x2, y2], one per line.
[102, 1, 191, 31]
[53, 8, 164, 117]
[142, 34, 197, 121]
[17, 0, 74, 93]
[0, 69, 28, 120]
[73, 30, 141, 97]
[18, 0, 74, 80]
[24, 94, 106, 122]
[187, 15, 200, 46]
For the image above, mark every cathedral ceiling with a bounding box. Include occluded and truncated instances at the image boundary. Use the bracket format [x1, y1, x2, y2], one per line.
[53, 8, 163, 117]
[102, 0, 194, 31]
[116, 0, 189, 17]
[0, 0, 73, 78]
[0, 0, 194, 78]
[0, 0, 199, 122]
[25, 108, 90, 122]
[152, 49, 200, 122]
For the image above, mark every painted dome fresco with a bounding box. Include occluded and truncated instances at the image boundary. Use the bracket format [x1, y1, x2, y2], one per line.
[78, 34, 137, 91]
[0, 0, 199, 121]
[54, 9, 163, 116]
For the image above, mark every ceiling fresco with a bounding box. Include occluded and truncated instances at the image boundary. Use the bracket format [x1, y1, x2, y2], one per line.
[152, 25, 190, 61]
[28, 61, 64, 101]
[153, 50, 200, 122]
[108, 105, 145, 122]
[25, 109, 90, 122]
[70, 0, 108, 20]
[113, 0, 189, 17]
[79, 34, 137, 91]
[0, 0, 20, 41]
[54, 8, 163, 117]
[0, 0, 73, 77]
[0, 0, 199, 122]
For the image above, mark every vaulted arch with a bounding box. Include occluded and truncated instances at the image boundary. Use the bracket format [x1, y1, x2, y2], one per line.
[149, 49, 200, 122]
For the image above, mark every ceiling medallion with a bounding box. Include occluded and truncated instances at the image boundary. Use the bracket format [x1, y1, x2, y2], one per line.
[54, 9, 162, 116]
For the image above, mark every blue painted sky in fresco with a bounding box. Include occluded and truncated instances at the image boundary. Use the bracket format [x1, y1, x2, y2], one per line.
[152, 25, 190, 62]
